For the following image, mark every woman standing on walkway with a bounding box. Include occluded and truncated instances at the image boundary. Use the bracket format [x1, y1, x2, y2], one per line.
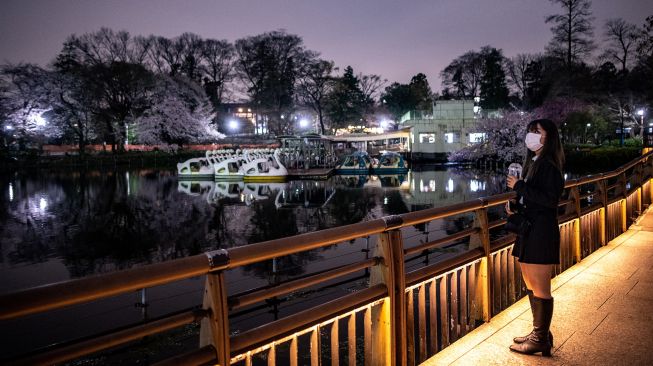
[506, 118, 565, 357]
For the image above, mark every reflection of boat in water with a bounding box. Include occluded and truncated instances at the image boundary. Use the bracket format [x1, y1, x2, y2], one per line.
[371, 152, 408, 174]
[335, 151, 371, 175]
[332, 174, 368, 188]
[376, 174, 407, 188]
[275, 181, 337, 209]
[211, 181, 244, 200]
[242, 182, 288, 206]
[177, 180, 215, 195]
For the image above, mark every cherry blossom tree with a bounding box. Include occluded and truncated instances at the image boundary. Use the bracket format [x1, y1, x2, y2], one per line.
[449, 110, 532, 163]
[135, 75, 223, 150]
[1, 63, 57, 149]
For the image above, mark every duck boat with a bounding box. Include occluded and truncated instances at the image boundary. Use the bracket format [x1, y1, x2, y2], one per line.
[371, 152, 408, 174]
[335, 151, 372, 175]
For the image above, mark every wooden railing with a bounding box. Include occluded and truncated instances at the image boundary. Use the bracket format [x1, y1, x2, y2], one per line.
[1, 151, 652, 366]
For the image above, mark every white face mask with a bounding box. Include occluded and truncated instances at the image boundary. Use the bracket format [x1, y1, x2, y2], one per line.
[525, 132, 543, 152]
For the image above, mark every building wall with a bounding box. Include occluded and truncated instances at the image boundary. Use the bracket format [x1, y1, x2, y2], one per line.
[401, 100, 481, 158]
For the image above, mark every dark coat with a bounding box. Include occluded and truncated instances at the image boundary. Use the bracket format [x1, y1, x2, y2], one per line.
[511, 158, 565, 264]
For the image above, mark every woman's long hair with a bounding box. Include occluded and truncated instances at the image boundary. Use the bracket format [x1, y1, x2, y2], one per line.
[523, 119, 565, 180]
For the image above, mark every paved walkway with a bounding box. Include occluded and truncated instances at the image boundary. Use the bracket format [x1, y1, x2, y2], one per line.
[423, 208, 653, 366]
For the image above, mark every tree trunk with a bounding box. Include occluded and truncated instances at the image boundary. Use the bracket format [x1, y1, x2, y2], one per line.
[318, 106, 325, 135]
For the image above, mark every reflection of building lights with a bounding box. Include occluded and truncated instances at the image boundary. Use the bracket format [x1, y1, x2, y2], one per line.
[419, 179, 436, 192]
[126, 172, 131, 196]
[446, 178, 454, 193]
[470, 179, 485, 192]
[8, 183, 13, 201]
[39, 197, 48, 211]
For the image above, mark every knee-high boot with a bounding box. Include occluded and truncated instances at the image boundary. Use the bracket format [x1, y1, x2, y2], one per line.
[513, 290, 554, 346]
[510, 296, 553, 357]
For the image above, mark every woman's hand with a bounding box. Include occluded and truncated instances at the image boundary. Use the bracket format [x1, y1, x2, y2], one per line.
[507, 175, 520, 189]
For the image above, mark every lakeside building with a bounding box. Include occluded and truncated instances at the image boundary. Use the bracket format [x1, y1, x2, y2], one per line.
[399, 99, 483, 161]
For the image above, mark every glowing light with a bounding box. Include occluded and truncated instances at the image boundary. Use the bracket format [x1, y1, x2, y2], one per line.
[469, 133, 485, 143]
[637, 109, 644, 116]
[126, 172, 131, 196]
[446, 178, 454, 193]
[383, 197, 388, 205]
[8, 183, 13, 201]
[299, 118, 309, 128]
[229, 120, 239, 130]
[470, 179, 485, 192]
[380, 120, 389, 129]
[34, 114, 46, 126]
[39, 197, 48, 211]
[5, 125, 13, 130]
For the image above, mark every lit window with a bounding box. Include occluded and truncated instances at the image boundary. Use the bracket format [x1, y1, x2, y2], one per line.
[469, 133, 485, 143]
[419, 133, 436, 144]
[444, 132, 461, 143]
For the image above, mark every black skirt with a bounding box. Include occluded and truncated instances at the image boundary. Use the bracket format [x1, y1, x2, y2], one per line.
[512, 211, 560, 264]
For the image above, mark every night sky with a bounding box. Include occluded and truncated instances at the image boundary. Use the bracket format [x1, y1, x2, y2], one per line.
[1, 0, 651, 93]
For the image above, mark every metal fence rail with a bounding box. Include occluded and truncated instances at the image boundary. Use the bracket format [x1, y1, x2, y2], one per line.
[1, 151, 653, 366]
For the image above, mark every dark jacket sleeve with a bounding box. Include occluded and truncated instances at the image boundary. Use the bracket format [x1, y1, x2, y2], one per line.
[513, 161, 564, 209]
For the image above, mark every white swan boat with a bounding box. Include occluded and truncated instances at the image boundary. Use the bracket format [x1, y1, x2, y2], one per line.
[213, 149, 246, 181]
[177, 156, 215, 179]
[177, 148, 289, 181]
[241, 149, 288, 182]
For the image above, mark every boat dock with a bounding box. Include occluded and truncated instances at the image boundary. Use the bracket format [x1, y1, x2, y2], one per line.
[287, 168, 334, 180]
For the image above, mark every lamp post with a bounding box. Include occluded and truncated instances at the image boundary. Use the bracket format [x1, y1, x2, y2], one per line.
[228, 119, 239, 147]
[585, 123, 591, 144]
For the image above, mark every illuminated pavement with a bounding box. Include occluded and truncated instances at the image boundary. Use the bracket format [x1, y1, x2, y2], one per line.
[422, 208, 653, 366]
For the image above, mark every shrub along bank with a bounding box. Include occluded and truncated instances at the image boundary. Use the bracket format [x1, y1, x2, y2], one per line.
[564, 146, 642, 174]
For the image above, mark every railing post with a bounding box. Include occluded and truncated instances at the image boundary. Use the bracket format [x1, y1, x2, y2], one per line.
[597, 180, 608, 246]
[470, 207, 491, 322]
[200, 250, 230, 366]
[371, 215, 406, 366]
[565, 186, 582, 263]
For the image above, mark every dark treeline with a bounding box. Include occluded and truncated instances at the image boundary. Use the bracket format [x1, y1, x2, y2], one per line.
[1, 0, 653, 157]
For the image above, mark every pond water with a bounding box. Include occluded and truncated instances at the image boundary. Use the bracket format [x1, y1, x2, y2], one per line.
[0, 166, 515, 359]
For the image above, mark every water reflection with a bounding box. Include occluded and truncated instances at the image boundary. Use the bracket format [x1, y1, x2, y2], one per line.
[0, 167, 517, 359]
[0, 168, 508, 292]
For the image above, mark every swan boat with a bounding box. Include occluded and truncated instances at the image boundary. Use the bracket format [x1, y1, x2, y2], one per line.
[177, 148, 289, 181]
[241, 149, 288, 182]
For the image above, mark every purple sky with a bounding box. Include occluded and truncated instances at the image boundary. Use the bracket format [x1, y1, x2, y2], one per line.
[1, 0, 651, 92]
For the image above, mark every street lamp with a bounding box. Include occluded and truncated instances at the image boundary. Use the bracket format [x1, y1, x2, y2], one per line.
[299, 118, 309, 129]
[380, 119, 389, 130]
[585, 123, 591, 144]
[228, 119, 239, 131]
[638, 109, 645, 129]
